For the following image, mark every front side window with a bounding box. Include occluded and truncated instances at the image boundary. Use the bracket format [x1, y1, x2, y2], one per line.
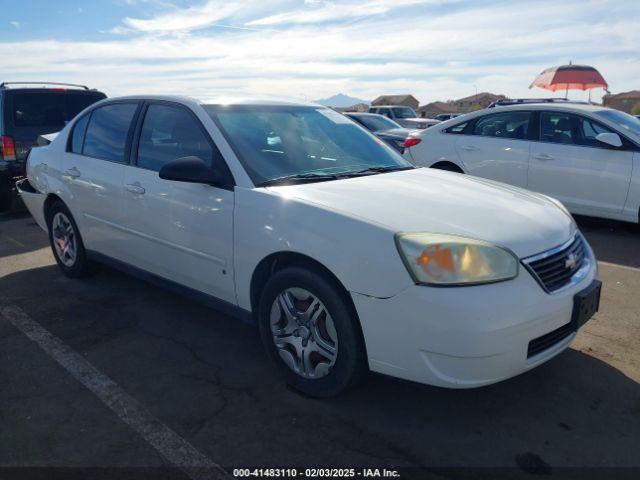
[206, 105, 412, 186]
[540, 112, 616, 147]
[137, 104, 215, 172]
[378, 108, 391, 118]
[472, 112, 530, 140]
[83, 103, 138, 162]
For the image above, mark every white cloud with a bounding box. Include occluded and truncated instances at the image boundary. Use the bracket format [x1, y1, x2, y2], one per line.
[121, 0, 248, 32]
[2, 0, 638, 105]
[10, 21, 21, 28]
[247, 0, 436, 26]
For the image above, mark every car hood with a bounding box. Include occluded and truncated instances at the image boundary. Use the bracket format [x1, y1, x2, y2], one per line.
[267, 168, 575, 258]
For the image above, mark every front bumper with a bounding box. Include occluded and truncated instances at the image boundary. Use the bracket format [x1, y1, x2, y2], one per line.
[352, 244, 598, 388]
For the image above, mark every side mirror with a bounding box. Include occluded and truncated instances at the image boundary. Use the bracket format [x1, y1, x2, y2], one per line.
[159, 156, 221, 185]
[595, 132, 622, 148]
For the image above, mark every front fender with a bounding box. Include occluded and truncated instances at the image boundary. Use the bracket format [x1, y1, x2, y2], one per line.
[233, 188, 414, 311]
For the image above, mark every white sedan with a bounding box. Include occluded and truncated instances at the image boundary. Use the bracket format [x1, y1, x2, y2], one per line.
[19, 95, 600, 396]
[403, 100, 640, 224]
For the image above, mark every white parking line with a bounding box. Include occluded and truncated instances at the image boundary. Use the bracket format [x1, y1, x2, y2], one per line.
[0, 304, 230, 480]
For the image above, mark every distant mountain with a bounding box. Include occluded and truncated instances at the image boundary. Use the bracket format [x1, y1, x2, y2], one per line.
[315, 93, 369, 108]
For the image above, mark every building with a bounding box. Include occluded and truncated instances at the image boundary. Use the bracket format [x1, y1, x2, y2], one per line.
[417, 101, 459, 118]
[453, 92, 506, 112]
[603, 91, 640, 114]
[371, 94, 419, 110]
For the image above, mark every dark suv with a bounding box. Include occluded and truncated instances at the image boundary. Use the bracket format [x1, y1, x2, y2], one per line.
[0, 82, 106, 211]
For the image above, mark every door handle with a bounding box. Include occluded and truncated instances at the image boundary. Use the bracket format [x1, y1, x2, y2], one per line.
[125, 183, 146, 195]
[461, 145, 479, 152]
[65, 167, 81, 178]
[533, 153, 554, 161]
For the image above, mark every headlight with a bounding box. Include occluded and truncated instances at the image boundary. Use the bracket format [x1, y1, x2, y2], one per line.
[395, 233, 519, 286]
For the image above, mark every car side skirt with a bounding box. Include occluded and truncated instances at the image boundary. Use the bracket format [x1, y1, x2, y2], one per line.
[87, 250, 255, 325]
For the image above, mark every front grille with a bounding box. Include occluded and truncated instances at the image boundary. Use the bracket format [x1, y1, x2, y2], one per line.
[527, 321, 575, 358]
[523, 235, 586, 293]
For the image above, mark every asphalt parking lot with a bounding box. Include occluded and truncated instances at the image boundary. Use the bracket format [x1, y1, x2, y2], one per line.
[1, 212, 639, 478]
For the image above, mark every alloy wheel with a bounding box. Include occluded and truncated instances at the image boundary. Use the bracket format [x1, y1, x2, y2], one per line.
[52, 212, 77, 267]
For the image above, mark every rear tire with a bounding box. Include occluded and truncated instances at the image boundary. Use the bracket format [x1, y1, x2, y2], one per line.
[46, 201, 92, 278]
[258, 266, 367, 397]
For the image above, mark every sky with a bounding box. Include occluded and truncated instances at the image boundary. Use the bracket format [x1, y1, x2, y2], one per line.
[2, 0, 639, 105]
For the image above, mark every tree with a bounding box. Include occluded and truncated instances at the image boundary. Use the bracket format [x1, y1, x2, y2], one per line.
[631, 102, 640, 116]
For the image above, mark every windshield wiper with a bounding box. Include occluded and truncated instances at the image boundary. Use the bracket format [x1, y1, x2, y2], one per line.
[258, 172, 344, 187]
[344, 165, 415, 176]
[258, 165, 415, 187]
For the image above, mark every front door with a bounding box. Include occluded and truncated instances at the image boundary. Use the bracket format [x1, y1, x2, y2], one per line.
[454, 110, 532, 187]
[528, 111, 633, 216]
[121, 102, 236, 303]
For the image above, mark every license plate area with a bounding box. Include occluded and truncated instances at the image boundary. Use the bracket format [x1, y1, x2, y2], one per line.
[572, 279, 602, 329]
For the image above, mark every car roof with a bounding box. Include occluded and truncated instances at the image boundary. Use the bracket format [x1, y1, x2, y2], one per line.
[488, 102, 607, 114]
[345, 112, 382, 117]
[98, 94, 324, 108]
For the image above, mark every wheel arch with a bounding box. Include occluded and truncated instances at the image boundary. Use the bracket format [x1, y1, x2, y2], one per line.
[250, 251, 353, 315]
[430, 160, 465, 173]
[43, 193, 66, 225]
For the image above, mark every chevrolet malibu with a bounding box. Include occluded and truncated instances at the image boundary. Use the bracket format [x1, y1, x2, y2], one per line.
[18, 96, 601, 397]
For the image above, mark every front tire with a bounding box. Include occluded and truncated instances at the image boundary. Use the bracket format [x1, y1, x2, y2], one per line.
[258, 267, 367, 397]
[46, 201, 92, 278]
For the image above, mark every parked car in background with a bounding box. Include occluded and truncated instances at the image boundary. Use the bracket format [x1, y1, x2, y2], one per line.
[0, 82, 106, 211]
[369, 105, 439, 129]
[404, 99, 640, 224]
[344, 112, 413, 152]
[20, 95, 599, 397]
[434, 113, 462, 121]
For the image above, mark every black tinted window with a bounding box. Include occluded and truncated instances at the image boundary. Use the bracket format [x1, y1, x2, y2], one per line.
[83, 103, 138, 162]
[70, 114, 90, 153]
[472, 112, 530, 139]
[540, 112, 615, 147]
[137, 104, 214, 172]
[10, 92, 105, 128]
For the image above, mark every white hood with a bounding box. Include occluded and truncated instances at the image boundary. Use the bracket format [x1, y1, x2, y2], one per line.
[268, 168, 575, 258]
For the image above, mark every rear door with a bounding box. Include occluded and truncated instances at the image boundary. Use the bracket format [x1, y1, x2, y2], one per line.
[62, 101, 141, 259]
[454, 110, 532, 187]
[528, 111, 634, 216]
[121, 101, 236, 303]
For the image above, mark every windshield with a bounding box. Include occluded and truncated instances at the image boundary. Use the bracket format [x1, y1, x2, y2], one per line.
[206, 105, 412, 186]
[392, 107, 418, 119]
[354, 114, 401, 132]
[596, 109, 640, 137]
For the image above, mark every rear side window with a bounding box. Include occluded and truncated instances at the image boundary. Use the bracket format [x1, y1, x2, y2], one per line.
[70, 114, 90, 153]
[9, 91, 105, 128]
[83, 103, 138, 162]
[445, 121, 468, 134]
[137, 104, 215, 172]
[472, 112, 530, 140]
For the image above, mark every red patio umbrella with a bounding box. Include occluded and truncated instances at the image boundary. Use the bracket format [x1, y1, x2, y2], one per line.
[529, 63, 608, 99]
